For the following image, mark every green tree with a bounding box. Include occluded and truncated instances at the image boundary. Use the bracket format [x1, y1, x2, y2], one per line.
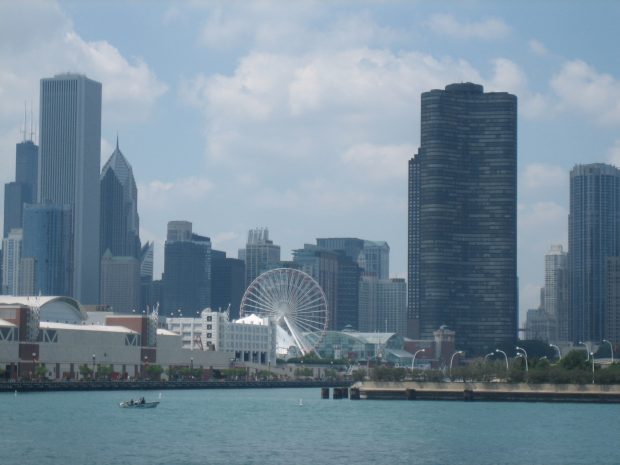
[96, 364, 114, 380]
[146, 364, 164, 380]
[351, 369, 366, 382]
[78, 364, 93, 379]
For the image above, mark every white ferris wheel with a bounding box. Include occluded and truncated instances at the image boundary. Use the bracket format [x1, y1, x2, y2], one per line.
[240, 268, 328, 356]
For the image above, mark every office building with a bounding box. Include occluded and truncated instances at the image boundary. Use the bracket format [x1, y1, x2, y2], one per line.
[362, 241, 389, 279]
[1, 229, 23, 295]
[211, 249, 245, 319]
[162, 221, 211, 316]
[100, 139, 140, 259]
[21, 203, 72, 296]
[569, 163, 620, 343]
[3, 140, 39, 238]
[139, 241, 155, 312]
[100, 251, 140, 313]
[243, 228, 280, 286]
[359, 277, 407, 336]
[544, 245, 569, 342]
[409, 83, 517, 355]
[39, 74, 102, 304]
[605, 257, 620, 346]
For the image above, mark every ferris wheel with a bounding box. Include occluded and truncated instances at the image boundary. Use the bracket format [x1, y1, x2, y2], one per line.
[240, 268, 328, 356]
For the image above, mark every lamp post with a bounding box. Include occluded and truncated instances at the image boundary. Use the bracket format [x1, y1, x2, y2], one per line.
[516, 353, 528, 373]
[32, 352, 37, 380]
[515, 346, 528, 372]
[578, 341, 590, 361]
[602, 339, 614, 363]
[495, 349, 509, 371]
[549, 344, 562, 360]
[92, 354, 96, 380]
[590, 352, 595, 384]
[484, 353, 494, 362]
[190, 357, 194, 379]
[144, 355, 148, 379]
[411, 349, 425, 371]
[449, 351, 464, 379]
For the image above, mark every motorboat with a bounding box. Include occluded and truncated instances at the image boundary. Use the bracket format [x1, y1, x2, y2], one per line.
[119, 398, 159, 409]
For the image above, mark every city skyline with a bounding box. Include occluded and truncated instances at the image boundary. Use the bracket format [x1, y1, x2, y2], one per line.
[1, 2, 620, 323]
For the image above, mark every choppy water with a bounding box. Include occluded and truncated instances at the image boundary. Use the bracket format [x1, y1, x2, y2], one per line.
[1, 388, 618, 465]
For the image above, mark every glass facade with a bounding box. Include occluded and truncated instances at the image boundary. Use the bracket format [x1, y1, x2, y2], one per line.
[569, 164, 620, 343]
[409, 83, 517, 355]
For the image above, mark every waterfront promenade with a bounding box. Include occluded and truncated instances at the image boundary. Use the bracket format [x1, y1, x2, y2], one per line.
[355, 381, 620, 402]
[0, 379, 343, 393]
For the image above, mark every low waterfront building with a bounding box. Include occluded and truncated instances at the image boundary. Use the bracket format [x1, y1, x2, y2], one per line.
[165, 309, 277, 365]
[0, 296, 232, 380]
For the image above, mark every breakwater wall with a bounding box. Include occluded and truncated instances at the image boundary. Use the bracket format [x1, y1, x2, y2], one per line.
[0, 379, 344, 393]
[356, 381, 620, 403]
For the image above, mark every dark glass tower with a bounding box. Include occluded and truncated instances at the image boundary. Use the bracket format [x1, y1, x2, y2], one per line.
[100, 139, 140, 258]
[409, 83, 517, 355]
[211, 249, 246, 319]
[569, 164, 620, 343]
[162, 221, 211, 315]
[3, 140, 39, 238]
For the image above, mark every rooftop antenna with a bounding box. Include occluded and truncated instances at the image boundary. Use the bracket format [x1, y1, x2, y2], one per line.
[116, 132, 119, 150]
[23, 101, 27, 142]
[30, 100, 34, 142]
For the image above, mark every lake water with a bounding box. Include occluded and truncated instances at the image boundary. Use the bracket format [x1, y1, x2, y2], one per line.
[1, 388, 618, 465]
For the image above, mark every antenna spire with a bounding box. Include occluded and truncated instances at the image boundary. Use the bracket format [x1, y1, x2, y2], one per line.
[116, 133, 119, 150]
[23, 101, 27, 142]
[30, 100, 34, 141]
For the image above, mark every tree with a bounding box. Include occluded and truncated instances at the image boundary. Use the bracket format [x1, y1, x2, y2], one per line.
[351, 369, 366, 382]
[146, 364, 164, 380]
[96, 364, 114, 380]
[78, 364, 92, 379]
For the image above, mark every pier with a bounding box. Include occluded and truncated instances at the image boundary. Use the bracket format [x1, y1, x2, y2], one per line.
[353, 381, 620, 403]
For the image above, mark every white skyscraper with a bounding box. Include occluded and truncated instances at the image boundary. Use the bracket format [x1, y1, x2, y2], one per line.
[39, 74, 102, 303]
[545, 244, 569, 341]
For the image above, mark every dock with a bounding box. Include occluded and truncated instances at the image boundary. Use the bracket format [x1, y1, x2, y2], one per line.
[353, 381, 620, 403]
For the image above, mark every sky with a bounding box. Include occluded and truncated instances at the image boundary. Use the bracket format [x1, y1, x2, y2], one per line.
[1, 0, 620, 325]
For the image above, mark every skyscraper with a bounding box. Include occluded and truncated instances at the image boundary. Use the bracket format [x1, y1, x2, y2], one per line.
[3, 140, 38, 238]
[409, 83, 517, 355]
[139, 241, 155, 312]
[243, 228, 280, 286]
[544, 245, 569, 342]
[211, 249, 245, 319]
[359, 277, 407, 335]
[162, 221, 211, 315]
[100, 251, 140, 313]
[100, 139, 140, 258]
[1, 229, 22, 295]
[569, 163, 620, 343]
[39, 74, 102, 303]
[361, 241, 389, 279]
[21, 203, 72, 296]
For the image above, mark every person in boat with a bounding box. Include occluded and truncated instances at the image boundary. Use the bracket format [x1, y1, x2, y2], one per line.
[129, 399, 134, 405]
[140, 397, 145, 404]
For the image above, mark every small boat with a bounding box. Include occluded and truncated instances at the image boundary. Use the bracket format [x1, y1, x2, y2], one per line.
[119, 399, 160, 409]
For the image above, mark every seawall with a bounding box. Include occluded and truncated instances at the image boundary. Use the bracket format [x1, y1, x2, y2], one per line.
[356, 381, 620, 403]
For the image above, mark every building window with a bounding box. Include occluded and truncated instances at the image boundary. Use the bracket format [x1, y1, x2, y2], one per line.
[207, 324, 212, 330]
[207, 316, 212, 322]
[207, 333, 212, 338]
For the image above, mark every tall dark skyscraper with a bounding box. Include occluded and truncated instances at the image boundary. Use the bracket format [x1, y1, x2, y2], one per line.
[39, 74, 102, 303]
[409, 83, 517, 355]
[162, 221, 211, 316]
[100, 139, 140, 258]
[3, 140, 39, 238]
[211, 249, 245, 319]
[569, 163, 620, 343]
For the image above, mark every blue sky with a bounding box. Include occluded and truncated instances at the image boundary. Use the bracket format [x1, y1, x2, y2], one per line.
[1, 1, 620, 324]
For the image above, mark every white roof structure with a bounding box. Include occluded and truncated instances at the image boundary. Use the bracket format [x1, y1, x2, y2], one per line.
[235, 314, 268, 326]
[0, 296, 85, 323]
[40, 321, 138, 334]
[157, 328, 179, 336]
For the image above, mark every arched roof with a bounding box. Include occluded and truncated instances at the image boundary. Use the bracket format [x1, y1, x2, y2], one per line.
[0, 296, 85, 322]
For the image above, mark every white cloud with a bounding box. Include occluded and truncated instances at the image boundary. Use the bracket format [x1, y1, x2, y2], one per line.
[529, 39, 548, 56]
[341, 143, 415, 182]
[518, 201, 567, 232]
[427, 14, 510, 40]
[550, 60, 620, 125]
[522, 163, 567, 190]
[140, 177, 214, 212]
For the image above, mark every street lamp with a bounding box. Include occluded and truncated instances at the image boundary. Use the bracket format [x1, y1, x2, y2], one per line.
[484, 353, 494, 362]
[590, 352, 595, 384]
[516, 353, 528, 373]
[495, 349, 509, 371]
[449, 351, 464, 379]
[144, 355, 148, 379]
[578, 341, 590, 361]
[32, 352, 37, 379]
[190, 357, 194, 377]
[411, 349, 425, 371]
[515, 346, 528, 372]
[550, 344, 562, 360]
[92, 354, 96, 379]
[602, 339, 614, 363]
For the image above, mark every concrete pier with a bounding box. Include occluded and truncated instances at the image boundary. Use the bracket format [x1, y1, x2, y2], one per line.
[356, 381, 620, 403]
